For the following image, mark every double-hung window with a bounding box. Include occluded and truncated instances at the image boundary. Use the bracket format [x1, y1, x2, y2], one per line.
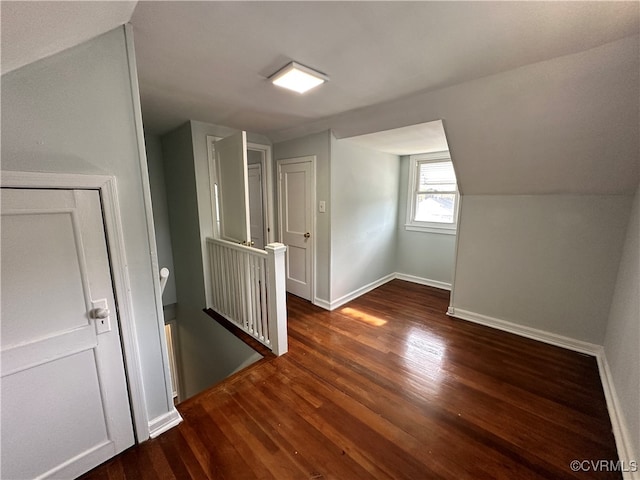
[406, 151, 459, 234]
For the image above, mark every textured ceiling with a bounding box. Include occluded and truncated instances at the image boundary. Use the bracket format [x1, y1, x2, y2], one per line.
[129, 1, 639, 136]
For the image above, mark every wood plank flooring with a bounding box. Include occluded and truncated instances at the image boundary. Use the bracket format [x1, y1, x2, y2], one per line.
[81, 280, 620, 479]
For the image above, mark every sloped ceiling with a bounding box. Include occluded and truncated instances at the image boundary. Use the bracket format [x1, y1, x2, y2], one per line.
[2, 1, 638, 195]
[344, 121, 449, 156]
[130, 1, 638, 137]
[1, 1, 138, 75]
[326, 36, 640, 195]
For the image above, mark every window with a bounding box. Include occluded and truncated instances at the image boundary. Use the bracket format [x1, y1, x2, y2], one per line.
[406, 152, 459, 234]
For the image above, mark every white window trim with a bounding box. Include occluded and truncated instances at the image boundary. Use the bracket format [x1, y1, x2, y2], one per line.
[405, 151, 459, 235]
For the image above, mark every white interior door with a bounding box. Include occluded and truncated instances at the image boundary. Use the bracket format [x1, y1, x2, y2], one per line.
[214, 131, 250, 244]
[1, 188, 134, 479]
[248, 163, 265, 249]
[278, 157, 314, 300]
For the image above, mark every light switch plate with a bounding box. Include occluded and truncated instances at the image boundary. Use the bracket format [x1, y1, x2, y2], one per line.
[319, 201, 326, 213]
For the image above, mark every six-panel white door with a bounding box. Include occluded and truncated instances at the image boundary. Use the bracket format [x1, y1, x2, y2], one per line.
[1, 188, 134, 479]
[278, 158, 314, 300]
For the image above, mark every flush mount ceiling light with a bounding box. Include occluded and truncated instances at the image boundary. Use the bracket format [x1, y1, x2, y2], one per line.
[269, 61, 328, 94]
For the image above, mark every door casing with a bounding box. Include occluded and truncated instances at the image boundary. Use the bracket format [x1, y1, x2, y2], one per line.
[0, 170, 169, 443]
[207, 135, 275, 245]
[277, 156, 316, 303]
[247, 163, 266, 249]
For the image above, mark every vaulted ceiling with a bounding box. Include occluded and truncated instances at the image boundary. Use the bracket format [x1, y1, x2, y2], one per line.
[2, 1, 639, 194]
[130, 1, 638, 137]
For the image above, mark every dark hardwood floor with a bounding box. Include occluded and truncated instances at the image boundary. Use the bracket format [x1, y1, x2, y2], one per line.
[81, 280, 619, 479]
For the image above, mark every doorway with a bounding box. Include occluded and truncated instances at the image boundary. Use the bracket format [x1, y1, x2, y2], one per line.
[0, 171, 164, 475]
[247, 162, 266, 249]
[277, 156, 316, 301]
[1, 187, 134, 479]
[207, 135, 274, 247]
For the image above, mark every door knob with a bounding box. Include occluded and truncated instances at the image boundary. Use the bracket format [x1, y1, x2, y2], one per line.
[304, 232, 310, 238]
[91, 307, 110, 319]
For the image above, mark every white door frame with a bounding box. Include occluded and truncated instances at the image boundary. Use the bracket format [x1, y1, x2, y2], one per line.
[1, 171, 153, 442]
[277, 156, 317, 303]
[247, 163, 267, 248]
[247, 142, 275, 245]
[207, 136, 275, 244]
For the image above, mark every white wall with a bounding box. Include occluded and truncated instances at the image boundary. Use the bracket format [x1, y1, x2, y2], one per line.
[330, 138, 399, 302]
[273, 130, 332, 303]
[145, 133, 177, 306]
[604, 184, 640, 461]
[396, 155, 457, 287]
[452, 195, 633, 344]
[1, 27, 173, 422]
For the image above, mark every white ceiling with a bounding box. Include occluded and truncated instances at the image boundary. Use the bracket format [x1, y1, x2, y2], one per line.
[3, 1, 637, 139]
[344, 120, 449, 156]
[2, 1, 638, 194]
[1, 1, 138, 75]
[128, 1, 639, 136]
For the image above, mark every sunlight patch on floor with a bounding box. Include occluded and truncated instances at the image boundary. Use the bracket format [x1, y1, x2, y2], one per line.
[340, 307, 388, 326]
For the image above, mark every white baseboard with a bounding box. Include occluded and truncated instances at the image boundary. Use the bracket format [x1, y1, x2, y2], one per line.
[596, 351, 639, 480]
[313, 297, 332, 310]
[327, 273, 396, 311]
[148, 408, 183, 439]
[448, 307, 601, 355]
[394, 273, 451, 291]
[311, 276, 636, 470]
[448, 307, 637, 477]
[315, 273, 451, 311]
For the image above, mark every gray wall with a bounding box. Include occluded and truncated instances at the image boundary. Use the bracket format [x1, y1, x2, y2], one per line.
[330, 138, 399, 301]
[247, 149, 262, 165]
[1, 27, 172, 421]
[452, 195, 632, 344]
[604, 184, 640, 459]
[145, 133, 177, 306]
[273, 130, 332, 303]
[274, 133, 457, 303]
[396, 155, 457, 286]
[161, 121, 267, 399]
[161, 124, 204, 308]
[273, 36, 639, 197]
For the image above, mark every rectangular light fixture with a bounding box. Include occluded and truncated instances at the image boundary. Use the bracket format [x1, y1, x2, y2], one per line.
[269, 61, 328, 94]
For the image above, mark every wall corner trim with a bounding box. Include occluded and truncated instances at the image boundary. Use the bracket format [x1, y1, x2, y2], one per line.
[447, 307, 601, 355]
[596, 350, 639, 480]
[447, 306, 636, 476]
[317, 273, 451, 312]
[395, 273, 452, 291]
[326, 273, 396, 311]
[148, 408, 183, 439]
[313, 298, 332, 310]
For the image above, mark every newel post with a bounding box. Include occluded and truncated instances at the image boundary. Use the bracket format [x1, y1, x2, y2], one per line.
[265, 243, 288, 355]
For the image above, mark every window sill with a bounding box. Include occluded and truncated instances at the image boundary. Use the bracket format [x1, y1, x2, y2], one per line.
[404, 224, 457, 235]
